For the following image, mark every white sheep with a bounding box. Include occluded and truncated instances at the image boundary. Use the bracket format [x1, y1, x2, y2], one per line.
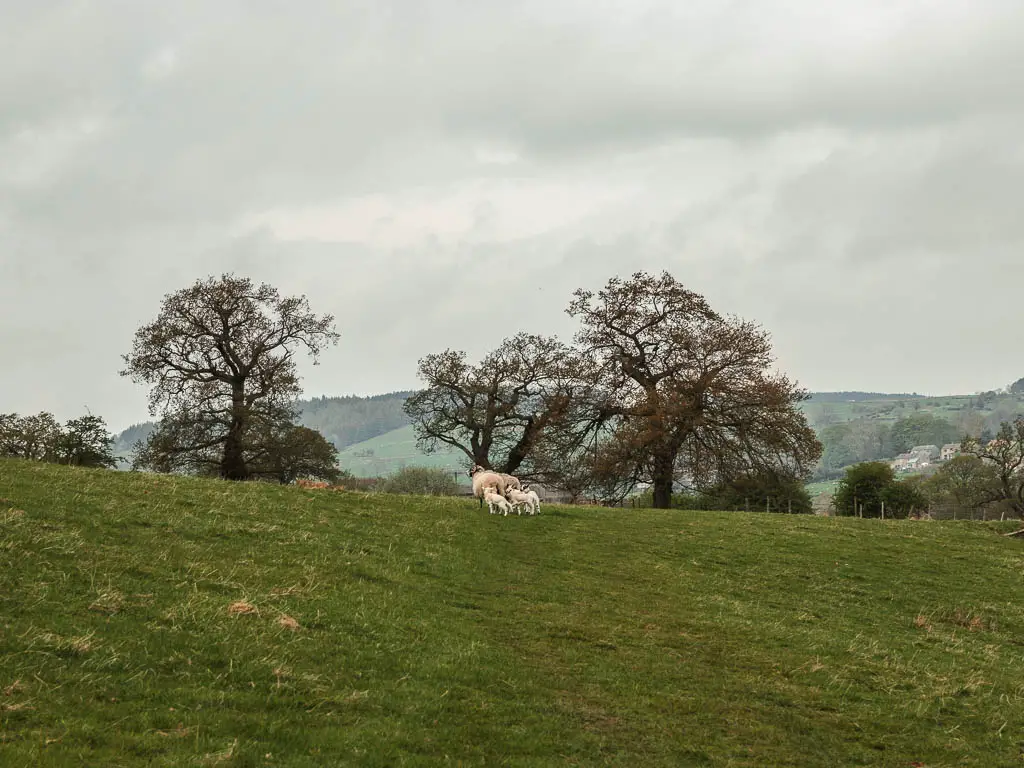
[500, 473, 522, 492]
[483, 487, 514, 516]
[470, 465, 508, 506]
[507, 486, 540, 515]
[523, 487, 541, 515]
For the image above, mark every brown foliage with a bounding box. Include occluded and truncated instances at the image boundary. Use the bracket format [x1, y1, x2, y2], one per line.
[960, 418, 1024, 518]
[121, 274, 339, 480]
[568, 271, 821, 508]
[403, 333, 583, 475]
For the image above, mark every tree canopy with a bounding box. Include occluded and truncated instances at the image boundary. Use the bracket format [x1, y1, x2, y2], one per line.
[403, 333, 583, 475]
[568, 271, 821, 508]
[833, 462, 927, 518]
[961, 418, 1024, 519]
[121, 274, 339, 480]
[0, 412, 117, 469]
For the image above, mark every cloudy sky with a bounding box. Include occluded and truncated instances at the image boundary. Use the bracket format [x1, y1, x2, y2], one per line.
[2, 1, 1023, 432]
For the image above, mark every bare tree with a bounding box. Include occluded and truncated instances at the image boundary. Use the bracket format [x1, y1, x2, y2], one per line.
[121, 274, 339, 480]
[568, 271, 821, 509]
[961, 418, 1024, 519]
[403, 333, 582, 475]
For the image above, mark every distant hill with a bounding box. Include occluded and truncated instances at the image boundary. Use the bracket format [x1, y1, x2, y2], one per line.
[336, 424, 467, 479]
[805, 392, 926, 403]
[112, 390, 415, 458]
[297, 391, 414, 451]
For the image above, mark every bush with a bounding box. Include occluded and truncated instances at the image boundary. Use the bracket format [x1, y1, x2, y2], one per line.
[381, 466, 460, 496]
[701, 473, 814, 514]
[833, 461, 928, 518]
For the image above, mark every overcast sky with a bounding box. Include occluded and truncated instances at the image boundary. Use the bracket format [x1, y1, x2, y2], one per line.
[2, 1, 1023, 432]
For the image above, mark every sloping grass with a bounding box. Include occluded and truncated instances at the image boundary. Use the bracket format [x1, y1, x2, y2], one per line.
[336, 425, 465, 477]
[2, 459, 1024, 766]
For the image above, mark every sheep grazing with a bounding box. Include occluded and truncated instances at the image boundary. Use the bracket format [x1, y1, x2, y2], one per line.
[506, 486, 540, 515]
[470, 465, 508, 505]
[483, 487, 514, 516]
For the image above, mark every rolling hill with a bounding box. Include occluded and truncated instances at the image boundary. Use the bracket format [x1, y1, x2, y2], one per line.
[2, 459, 1024, 765]
[335, 424, 466, 478]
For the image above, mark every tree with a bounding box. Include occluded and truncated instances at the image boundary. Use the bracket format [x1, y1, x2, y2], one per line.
[568, 271, 821, 509]
[0, 412, 62, 461]
[1010, 377, 1024, 396]
[57, 414, 118, 469]
[880, 477, 928, 519]
[0, 413, 22, 457]
[121, 274, 339, 480]
[833, 461, 893, 517]
[247, 424, 343, 485]
[404, 333, 582, 475]
[701, 471, 813, 514]
[0, 411, 117, 469]
[527, 431, 600, 504]
[922, 454, 995, 519]
[961, 419, 1024, 519]
[833, 461, 926, 518]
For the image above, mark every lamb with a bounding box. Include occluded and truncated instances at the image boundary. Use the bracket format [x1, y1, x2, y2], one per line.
[470, 465, 508, 506]
[483, 487, 514, 516]
[506, 486, 540, 515]
[523, 486, 541, 515]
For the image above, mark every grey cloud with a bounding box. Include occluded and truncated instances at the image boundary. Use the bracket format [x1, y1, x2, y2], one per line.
[6, 1, 1024, 235]
[3, 1, 1024, 429]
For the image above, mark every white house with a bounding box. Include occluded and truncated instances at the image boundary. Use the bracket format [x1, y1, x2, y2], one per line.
[940, 443, 960, 462]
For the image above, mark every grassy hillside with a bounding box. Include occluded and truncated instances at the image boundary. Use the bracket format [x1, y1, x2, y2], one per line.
[336, 424, 466, 477]
[800, 392, 1024, 431]
[3, 460, 1024, 766]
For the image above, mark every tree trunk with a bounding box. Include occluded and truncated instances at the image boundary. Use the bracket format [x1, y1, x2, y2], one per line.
[221, 386, 249, 480]
[651, 452, 675, 509]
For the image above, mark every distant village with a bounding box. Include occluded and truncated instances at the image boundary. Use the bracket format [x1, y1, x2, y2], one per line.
[890, 443, 961, 472]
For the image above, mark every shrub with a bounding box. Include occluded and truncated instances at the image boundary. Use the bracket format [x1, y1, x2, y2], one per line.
[381, 466, 460, 496]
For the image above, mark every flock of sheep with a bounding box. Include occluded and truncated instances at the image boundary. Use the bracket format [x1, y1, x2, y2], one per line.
[469, 465, 541, 516]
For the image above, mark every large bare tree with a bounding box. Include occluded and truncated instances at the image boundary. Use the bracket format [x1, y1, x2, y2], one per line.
[121, 274, 339, 480]
[568, 271, 821, 509]
[403, 333, 582, 475]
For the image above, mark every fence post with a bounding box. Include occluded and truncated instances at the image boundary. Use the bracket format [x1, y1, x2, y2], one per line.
[881, 501, 885, 520]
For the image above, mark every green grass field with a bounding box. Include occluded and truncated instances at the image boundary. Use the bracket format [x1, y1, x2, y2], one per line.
[3, 459, 1024, 766]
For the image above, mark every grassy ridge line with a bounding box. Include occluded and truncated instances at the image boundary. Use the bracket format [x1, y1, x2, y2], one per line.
[2, 460, 1024, 766]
